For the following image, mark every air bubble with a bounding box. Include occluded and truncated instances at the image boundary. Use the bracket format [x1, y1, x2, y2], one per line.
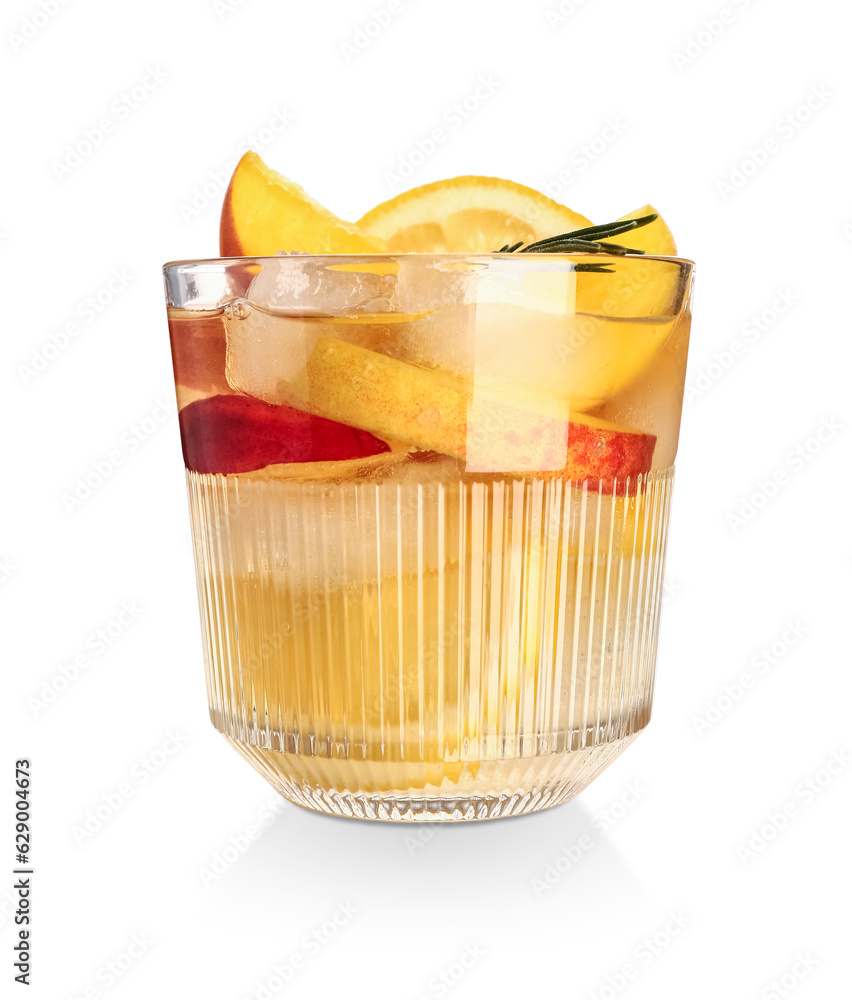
[225, 298, 252, 320]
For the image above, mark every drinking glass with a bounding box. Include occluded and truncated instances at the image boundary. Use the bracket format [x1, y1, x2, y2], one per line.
[163, 251, 694, 821]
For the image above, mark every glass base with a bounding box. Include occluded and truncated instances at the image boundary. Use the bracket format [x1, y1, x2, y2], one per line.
[192, 467, 671, 822]
[223, 731, 640, 822]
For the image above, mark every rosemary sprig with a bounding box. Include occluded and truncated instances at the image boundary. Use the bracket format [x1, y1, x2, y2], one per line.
[572, 263, 615, 273]
[495, 212, 658, 257]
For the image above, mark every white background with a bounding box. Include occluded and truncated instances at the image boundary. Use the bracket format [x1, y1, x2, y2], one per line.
[3, 0, 850, 997]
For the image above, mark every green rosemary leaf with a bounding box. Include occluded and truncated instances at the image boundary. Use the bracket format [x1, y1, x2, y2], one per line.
[596, 241, 645, 255]
[557, 214, 658, 243]
[494, 211, 659, 256]
[520, 238, 604, 253]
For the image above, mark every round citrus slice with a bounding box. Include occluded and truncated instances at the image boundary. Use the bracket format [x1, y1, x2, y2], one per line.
[357, 175, 592, 252]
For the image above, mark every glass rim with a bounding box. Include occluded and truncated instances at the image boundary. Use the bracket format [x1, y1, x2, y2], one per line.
[163, 252, 695, 273]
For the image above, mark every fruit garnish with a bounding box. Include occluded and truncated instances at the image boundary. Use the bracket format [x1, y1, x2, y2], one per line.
[220, 151, 387, 256]
[298, 338, 654, 489]
[574, 205, 679, 318]
[215, 157, 683, 424]
[606, 204, 677, 256]
[355, 177, 680, 317]
[356, 175, 591, 252]
[178, 393, 391, 475]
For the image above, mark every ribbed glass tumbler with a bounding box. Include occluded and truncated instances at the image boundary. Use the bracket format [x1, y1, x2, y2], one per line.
[164, 252, 694, 821]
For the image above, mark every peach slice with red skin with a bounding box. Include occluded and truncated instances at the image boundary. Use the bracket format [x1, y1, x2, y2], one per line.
[178, 394, 391, 475]
[295, 338, 654, 491]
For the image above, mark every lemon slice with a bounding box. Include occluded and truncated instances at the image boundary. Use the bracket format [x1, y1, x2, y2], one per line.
[576, 204, 679, 318]
[613, 204, 677, 255]
[357, 175, 592, 252]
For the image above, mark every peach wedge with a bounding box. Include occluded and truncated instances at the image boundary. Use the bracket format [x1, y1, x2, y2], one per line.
[220, 151, 387, 256]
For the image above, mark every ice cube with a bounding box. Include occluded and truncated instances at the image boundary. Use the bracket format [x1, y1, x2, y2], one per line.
[223, 256, 399, 404]
[379, 256, 477, 375]
[249, 252, 396, 315]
